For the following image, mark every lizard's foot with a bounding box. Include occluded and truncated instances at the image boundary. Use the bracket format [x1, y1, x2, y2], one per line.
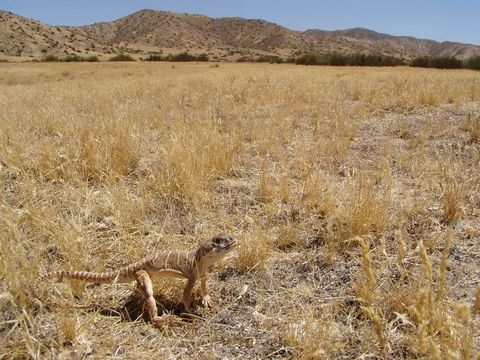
[152, 314, 182, 327]
[201, 295, 213, 308]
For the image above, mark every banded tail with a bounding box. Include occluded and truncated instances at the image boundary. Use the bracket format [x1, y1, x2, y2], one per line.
[38, 270, 121, 284]
[32, 269, 131, 308]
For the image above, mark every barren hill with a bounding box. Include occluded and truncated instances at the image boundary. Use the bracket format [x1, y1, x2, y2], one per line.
[1, 9, 479, 61]
[0, 10, 118, 58]
[306, 28, 480, 59]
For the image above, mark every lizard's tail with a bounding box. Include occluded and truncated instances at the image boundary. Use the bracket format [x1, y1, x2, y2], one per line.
[32, 270, 118, 308]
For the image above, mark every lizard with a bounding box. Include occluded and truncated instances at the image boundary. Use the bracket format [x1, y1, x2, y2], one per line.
[33, 233, 237, 326]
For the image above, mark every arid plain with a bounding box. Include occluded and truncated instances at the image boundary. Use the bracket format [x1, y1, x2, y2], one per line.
[0, 62, 479, 359]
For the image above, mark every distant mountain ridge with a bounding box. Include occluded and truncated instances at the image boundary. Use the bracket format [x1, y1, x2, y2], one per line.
[1, 9, 479, 61]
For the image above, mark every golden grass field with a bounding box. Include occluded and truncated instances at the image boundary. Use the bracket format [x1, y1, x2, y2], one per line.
[0, 62, 479, 359]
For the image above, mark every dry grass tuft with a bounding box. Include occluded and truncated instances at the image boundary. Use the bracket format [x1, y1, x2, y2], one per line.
[461, 112, 480, 142]
[326, 174, 391, 254]
[284, 313, 326, 359]
[235, 227, 273, 271]
[437, 159, 467, 223]
[360, 306, 386, 349]
[57, 308, 77, 345]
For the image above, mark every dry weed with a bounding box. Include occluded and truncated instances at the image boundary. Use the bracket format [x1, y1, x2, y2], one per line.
[235, 227, 273, 271]
[461, 112, 480, 142]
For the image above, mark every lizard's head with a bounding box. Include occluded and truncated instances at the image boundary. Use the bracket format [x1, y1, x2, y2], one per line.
[197, 233, 237, 264]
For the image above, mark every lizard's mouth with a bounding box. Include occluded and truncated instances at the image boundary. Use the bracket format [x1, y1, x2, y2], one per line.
[222, 239, 237, 251]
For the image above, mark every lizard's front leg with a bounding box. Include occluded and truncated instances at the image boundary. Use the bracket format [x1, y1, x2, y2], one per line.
[182, 278, 196, 313]
[200, 275, 213, 308]
[135, 270, 180, 326]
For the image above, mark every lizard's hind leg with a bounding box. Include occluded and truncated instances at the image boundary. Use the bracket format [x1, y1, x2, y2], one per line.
[134, 270, 181, 327]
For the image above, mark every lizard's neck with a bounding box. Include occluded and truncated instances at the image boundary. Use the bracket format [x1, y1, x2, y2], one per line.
[193, 247, 211, 276]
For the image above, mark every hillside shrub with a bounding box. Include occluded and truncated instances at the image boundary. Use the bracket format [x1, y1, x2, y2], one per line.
[145, 54, 164, 61]
[43, 55, 60, 62]
[64, 55, 84, 62]
[466, 55, 480, 70]
[145, 52, 209, 62]
[85, 55, 99, 62]
[42, 54, 100, 62]
[169, 52, 209, 62]
[256, 55, 284, 64]
[410, 56, 463, 69]
[294, 52, 404, 66]
[108, 53, 135, 62]
[236, 56, 251, 63]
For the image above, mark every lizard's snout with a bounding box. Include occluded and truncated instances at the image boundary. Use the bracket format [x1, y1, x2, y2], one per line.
[220, 237, 237, 252]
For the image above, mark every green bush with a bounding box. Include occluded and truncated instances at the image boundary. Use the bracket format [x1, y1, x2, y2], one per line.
[236, 56, 251, 63]
[294, 53, 404, 66]
[294, 53, 323, 65]
[348, 53, 404, 66]
[63, 55, 84, 62]
[43, 55, 60, 62]
[144, 52, 209, 62]
[170, 52, 194, 62]
[108, 53, 135, 62]
[43, 54, 99, 62]
[410, 56, 463, 69]
[410, 57, 430, 68]
[85, 55, 99, 62]
[256, 55, 284, 64]
[168, 52, 209, 62]
[195, 53, 209, 62]
[145, 54, 165, 61]
[466, 55, 480, 70]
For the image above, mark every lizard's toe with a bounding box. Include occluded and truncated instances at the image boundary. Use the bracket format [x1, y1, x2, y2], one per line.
[201, 295, 213, 308]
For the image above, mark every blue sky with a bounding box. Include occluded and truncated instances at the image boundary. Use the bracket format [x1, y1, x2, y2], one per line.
[1, 0, 478, 45]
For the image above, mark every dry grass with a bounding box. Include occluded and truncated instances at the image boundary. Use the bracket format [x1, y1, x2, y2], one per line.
[0, 62, 479, 359]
